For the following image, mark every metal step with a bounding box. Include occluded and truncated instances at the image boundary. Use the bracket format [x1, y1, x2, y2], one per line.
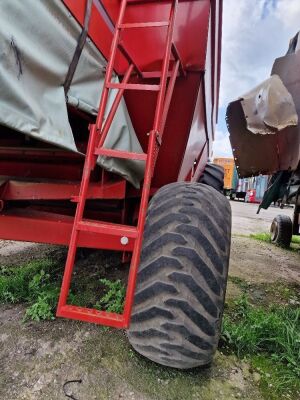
[57, 305, 125, 328]
[95, 148, 147, 161]
[106, 82, 160, 91]
[119, 21, 169, 29]
[77, 219, 138, 239]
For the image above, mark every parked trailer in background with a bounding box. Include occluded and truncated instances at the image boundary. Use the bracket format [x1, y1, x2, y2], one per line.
[213, 158, 246, 200]
[213, 157, 235, 193]
[0, 0, 231, 369]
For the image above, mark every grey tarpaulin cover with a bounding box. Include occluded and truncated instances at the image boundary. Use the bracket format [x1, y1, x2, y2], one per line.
[0, 0, 145, 188]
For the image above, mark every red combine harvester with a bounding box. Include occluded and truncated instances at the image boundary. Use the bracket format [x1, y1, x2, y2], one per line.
[0, 0, 230, 369]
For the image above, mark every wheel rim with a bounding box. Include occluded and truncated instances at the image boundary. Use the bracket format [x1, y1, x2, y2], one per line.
[270, 220, 278, 241]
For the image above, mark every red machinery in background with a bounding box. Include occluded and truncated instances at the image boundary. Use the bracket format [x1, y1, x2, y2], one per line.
[227, 30, 300, 248]
[0, 0, 230, 369]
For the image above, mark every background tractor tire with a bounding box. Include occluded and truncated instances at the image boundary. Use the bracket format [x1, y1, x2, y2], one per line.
[198, 163, 224, 193]
[127, 182, 231, 369]
[270, 214, 292, 248]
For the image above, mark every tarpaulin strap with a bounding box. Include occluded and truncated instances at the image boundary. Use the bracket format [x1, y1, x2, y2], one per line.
[64, 0, 93, 95]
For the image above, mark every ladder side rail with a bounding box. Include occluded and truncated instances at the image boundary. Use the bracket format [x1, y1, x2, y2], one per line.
[57, 0, 129, 312]
[94, 0, 129, 134]
[171, 43, 186, 77]
[153, 0, 178, 133]
[123, 0, 179, 326]
[159, 59, 179, 134]
[98, 63, 134, 149]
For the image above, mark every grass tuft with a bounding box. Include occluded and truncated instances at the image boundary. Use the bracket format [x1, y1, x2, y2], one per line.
[249, 232, 271, 242]
[0, 259, 126, 321]
[222, 295, 300, 395]
[292, 235, 300, 244]
[0, 260, 55, 304]
[0, 259, 62, 321]
[250, 232, 300, 251]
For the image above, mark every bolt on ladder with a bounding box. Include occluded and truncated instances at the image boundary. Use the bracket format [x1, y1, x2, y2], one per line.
[57, 0, 181, 329]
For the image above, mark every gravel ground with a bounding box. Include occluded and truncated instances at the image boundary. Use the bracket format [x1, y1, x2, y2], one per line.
[231, 200, 294, 235]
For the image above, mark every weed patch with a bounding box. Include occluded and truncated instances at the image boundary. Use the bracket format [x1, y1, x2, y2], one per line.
[96, 278, 125, 313]
[228, 276, 250, 291]
[0, 259, 62, 321]
[222, 295, 300, 396]
[0, 258, 126, 321]
[0, 260, 56, 304]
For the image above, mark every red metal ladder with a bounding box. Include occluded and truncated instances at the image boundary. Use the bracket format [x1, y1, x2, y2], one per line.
[57, 0, 181, 329]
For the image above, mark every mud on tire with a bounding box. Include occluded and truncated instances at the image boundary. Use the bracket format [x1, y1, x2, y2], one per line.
[127, 182, 231, 369]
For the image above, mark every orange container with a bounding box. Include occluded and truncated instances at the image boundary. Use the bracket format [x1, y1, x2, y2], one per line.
[213, 157, 235, 189]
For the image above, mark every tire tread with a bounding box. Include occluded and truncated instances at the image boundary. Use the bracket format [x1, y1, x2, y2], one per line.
[127, 182, 231, 369]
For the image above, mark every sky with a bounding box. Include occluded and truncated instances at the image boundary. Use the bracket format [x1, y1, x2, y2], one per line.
[212, 0, 300, 158]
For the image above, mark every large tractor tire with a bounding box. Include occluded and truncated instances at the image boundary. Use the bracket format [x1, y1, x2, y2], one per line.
[198, 163, 224, 193]
[270, 214, 292, 248]
[128, 182, 231, 369]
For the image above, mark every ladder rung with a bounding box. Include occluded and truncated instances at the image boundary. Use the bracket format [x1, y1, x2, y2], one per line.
[95, 148, 147, 161]
[77, 220, 138, 239]
[57, 305, 125, 328]
[142, 70, 175, 79]
[127, 0, 183, 3]
[119, 21, 169, 29]
[106, 82, 160, 91]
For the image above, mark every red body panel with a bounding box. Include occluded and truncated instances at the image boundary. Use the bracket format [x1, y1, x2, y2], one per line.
[100, 0, 210, 72]
[62, 0, 222, 185]
[0, 0, 222, 248]
[0, 0, 222, 327]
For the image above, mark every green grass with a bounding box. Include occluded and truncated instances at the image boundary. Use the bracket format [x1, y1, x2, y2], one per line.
[251, 356, 299, 399]
[0, 260, 56, 304]
[221, 295, 300, 397]
[249, 232, 272, 242]
[250, 232, 300, 243]
[0, 259, 61, 321]
[0, 259, 126, 321]
[293, 235, 300, 244]
[228, 275, 250, 291]
[250, 232, 300, 248]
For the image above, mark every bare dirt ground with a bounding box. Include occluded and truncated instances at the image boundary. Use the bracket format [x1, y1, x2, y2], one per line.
[230, 202, 299, 284]
[0, 201, 299, 400]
